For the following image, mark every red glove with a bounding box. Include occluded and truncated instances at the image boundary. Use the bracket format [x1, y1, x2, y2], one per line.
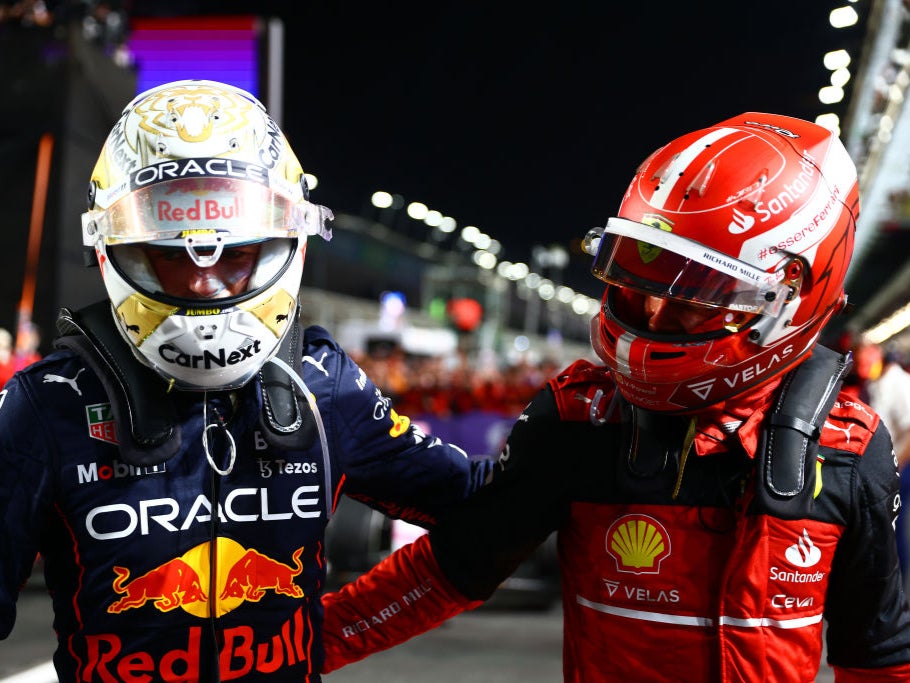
[321, 533, 482, 673]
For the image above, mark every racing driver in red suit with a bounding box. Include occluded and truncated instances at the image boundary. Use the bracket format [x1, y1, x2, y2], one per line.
[321, 113, 910, 681]
[0, 80, 492, 682]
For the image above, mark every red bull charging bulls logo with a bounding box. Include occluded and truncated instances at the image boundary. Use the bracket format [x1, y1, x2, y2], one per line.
[108, 538, 304, 618]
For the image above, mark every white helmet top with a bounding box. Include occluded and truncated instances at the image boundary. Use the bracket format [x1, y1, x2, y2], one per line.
[82, 79, 333, 390]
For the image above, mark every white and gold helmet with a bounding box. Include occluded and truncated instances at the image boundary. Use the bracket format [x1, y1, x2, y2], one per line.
[81, 79, 333, 390]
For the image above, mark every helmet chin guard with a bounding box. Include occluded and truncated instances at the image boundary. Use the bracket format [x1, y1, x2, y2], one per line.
[587, 112, 858, 413]
[81, 79, 333, 390]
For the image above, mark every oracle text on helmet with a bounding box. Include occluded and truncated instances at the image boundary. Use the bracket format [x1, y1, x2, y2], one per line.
[129, 158, 270, 191]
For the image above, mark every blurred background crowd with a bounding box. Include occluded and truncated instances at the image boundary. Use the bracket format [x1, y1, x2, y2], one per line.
[0, 323, 41, 388]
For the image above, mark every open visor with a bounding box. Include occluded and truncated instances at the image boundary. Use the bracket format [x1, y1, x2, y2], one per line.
[589, 217, 791, 316]
[82, 176, 333, 246]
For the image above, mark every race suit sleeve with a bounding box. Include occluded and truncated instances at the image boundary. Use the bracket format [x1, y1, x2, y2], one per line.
[0, 373, 53, 638]
[321, 386, 574, 671]
[824, 424, 910, 680]
[309, 328, 492, 526]
[320, 533, 481, 672]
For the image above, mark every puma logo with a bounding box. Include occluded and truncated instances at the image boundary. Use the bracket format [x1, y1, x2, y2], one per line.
[42, 368, 86, 396]
[303, 352, 329, 377]
[823, 420, 854, 443]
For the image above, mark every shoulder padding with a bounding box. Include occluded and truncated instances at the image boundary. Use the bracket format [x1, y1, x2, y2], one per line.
[53, 301, 318, 465]
[548, 359, 619, 424]
[257, 311, 317, 451]
[820, 392, 880, 455]
[302, 324, 338, 347]
[755, 344, 851, 507]
[54, 301, 181, 466]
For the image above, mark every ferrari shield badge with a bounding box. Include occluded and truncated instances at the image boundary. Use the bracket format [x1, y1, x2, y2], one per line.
[637, 214, 673, 264]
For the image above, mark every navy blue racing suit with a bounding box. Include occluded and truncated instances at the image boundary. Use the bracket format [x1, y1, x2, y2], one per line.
[0, 323, 491, 682]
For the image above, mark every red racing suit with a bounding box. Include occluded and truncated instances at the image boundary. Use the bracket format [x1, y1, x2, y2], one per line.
[322, 352, 910, 682]
[0, 321, 492, 682]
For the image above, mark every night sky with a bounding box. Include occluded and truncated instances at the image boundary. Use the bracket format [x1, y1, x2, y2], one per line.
[132, 1, 864, 296]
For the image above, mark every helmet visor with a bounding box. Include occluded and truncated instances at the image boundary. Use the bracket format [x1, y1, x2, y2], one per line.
[109, 237, 295, 302]
[82, 176, 332, 246]
[590, 217, 791, 317]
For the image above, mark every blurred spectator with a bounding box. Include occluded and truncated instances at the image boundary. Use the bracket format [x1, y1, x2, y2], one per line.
[869, 346, 910, 467]
[350, 347, 556, 420]
[867, 344, 910, 584]
[0, 323, 43, 387]
[0, 0, 53, 27]
[0, 328, 13, 387]
[15, 321, 42, 369]
[843, 337, 883, 402]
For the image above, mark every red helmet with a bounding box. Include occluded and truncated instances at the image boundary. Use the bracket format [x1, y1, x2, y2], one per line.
[587, 112, 859, 413]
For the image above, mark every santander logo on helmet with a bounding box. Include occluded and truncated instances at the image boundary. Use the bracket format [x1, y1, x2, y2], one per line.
[728, 207, 755, 234]
[589, 112, 859, 413]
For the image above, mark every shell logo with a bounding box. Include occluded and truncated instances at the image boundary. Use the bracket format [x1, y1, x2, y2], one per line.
[605, 514, 671, 575]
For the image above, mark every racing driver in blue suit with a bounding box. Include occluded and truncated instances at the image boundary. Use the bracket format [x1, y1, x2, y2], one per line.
[0, 79, 492, 682]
